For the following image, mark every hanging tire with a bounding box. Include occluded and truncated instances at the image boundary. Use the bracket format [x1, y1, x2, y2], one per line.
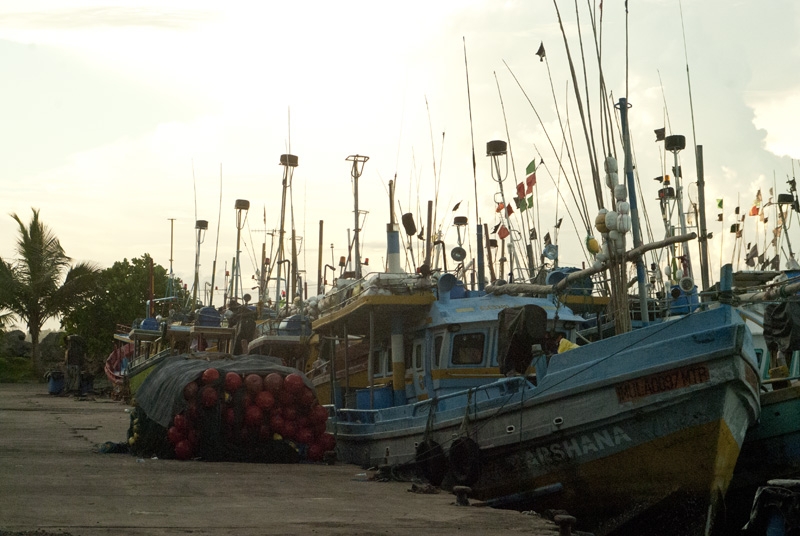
[448, 437, 481, 486]
[415, 439, 448, 486]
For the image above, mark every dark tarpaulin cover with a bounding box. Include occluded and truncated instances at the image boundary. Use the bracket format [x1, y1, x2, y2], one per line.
[135, 354, 312, 428]
[497, 305, 548, 376]
[763, 301, 800, 356]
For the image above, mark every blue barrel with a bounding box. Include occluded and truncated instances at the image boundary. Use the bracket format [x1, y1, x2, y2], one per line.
[546, 267, 593, 296]
[197, 306, 221, 327]
[278, 314, 311, 336]
[47, 371, 64, 395]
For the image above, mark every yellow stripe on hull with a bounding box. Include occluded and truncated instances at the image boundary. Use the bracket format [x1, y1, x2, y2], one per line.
[482, 418, 740, 535]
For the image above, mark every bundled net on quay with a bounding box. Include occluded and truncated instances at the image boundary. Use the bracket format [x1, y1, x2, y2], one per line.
[127, 355, 335, 463]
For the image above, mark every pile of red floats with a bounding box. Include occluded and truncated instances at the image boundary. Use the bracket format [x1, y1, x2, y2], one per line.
[165, 368, 335, 462]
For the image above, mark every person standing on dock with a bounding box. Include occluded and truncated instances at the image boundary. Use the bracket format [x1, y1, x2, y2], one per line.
[64, 335, 85, 395]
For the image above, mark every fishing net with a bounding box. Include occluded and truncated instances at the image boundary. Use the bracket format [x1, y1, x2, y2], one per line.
[127, 354, 335, 463]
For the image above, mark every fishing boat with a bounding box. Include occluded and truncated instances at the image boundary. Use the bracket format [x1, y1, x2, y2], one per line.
[310, 164, 760, 533]
[315, 252, 759, 532]
[709, 269, 800, 532]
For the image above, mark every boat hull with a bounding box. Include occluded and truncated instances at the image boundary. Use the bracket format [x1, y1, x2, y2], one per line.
[330, 306, 760, 535]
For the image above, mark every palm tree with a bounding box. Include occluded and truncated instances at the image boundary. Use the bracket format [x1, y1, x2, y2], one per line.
[0, 209, 98, 374]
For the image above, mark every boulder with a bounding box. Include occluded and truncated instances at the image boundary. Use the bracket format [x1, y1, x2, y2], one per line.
[0, 330, 31, 358]
[39, 332, 66, 367]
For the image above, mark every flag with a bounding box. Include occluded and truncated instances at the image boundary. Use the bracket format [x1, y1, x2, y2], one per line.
[555, 218, 563, 229]
[516, 182, 525, 198]
[525, 160, 537, 194]
[514, 196, 526, 210]
[655, 128, 666, 142]
[736, 230, 743, 238]
[496, 202, 505, 213]
[716, 199, 723, 209]
[527, 196, 534, 209]
[730, 223, 740, 234]
[536, 42, 546, 62]
[735, 206, 740, 215]
[492, 222, 502, 234]
[452, 201, 461, 211]
[544, 232, 551, 245]
[771, 255, 780, 270]
[530, 227, 537, 240]
[498, 225, 510, 239]
[506, 204, 514, 217]
[717, 213, 723, 222]
[749, 189, 762, 216]
[744, 244, 757, 266]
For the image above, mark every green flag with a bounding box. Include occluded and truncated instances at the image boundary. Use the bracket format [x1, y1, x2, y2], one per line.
[525, 159, 537, 175]
[527, 196, 534, 210]
[716, 199, 723, 209]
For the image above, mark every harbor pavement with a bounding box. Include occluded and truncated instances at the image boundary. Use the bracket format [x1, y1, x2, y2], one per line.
[0, 383, 560, 536]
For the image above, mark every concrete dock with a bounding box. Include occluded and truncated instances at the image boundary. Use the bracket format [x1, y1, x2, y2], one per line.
[0, 383, 559, 535]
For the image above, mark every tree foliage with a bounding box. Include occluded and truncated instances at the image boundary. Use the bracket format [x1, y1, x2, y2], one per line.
[0, 209, 98, 373]
[61, 255, 188, 363]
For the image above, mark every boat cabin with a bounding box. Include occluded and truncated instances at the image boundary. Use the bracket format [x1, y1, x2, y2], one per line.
[309, 272, 584, 409]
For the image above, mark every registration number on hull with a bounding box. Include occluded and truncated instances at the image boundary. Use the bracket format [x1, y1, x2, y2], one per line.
[616, 365, 710, 403]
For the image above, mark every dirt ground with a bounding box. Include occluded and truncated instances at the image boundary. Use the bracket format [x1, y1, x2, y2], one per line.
[0, 383, 560, 536]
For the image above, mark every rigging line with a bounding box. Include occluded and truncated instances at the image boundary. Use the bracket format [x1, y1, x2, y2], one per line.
[586, 0, 613, 160]
[425, 96, 441, 231]
[543, 51, 590, 231]
[243, 217, 259, 276]
[657, 70, 673, 133]
[463, 37, 480, 227]
[534, 151, 591, 267]
[493, 71, 533, 273]
[210, 163, 224, 307]
[562, 81, 593, 233]
[572, 0, 602, 194]
[678, 0, 699, 168]
[552, 0, 603, 210]
[503, 60, 589, 234]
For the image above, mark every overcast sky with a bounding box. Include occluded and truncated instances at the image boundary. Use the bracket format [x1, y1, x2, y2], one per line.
[2, 0, 799, 327]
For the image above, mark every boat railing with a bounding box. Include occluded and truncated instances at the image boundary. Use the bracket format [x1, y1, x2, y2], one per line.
[332, 376, 535, 424]
[318, 272, 433, 316]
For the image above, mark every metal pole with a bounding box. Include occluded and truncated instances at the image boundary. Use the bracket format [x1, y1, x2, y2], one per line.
[619, 98, 649, 325]
[696, 145, 710, 291]
[347, 155, 369, 279]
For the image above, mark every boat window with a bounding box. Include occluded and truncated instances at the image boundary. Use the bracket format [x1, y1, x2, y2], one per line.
[414, 342, 423, 369]
[434, 335, 443, 368]
[452, 332, 485, 365]
[386, 348, 393, 373]
[371, 349, 381, 376]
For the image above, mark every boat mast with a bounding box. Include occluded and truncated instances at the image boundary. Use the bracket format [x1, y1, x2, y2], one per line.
[167, 218, 175, 299]
[346, 154, 369, 279]
[277, 154, 297, 309]
[233, 199, 250, 302]
[487, 139, 525, 282]
[192, 219, 208, 309]
[619, 98, 649, 325]
[695, 145, 711, 291]
[666, 135, 693, 280]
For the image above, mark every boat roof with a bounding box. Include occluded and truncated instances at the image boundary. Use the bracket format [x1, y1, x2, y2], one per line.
[425, 293, 585, 330]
